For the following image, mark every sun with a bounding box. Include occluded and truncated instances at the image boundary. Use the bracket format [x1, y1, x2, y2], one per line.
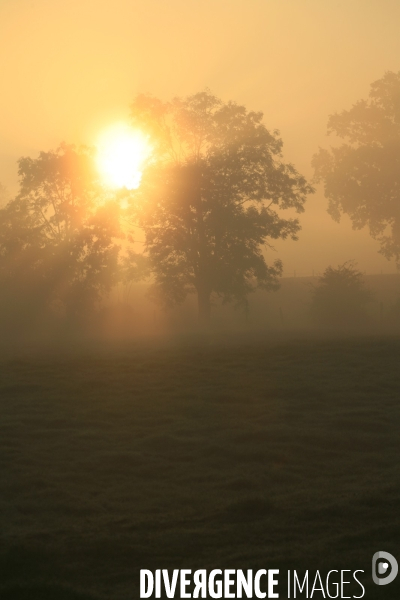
[96, 123, 152, 190]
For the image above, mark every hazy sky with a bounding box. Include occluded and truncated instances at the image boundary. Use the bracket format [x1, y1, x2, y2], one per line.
[1, 0, 400, 275]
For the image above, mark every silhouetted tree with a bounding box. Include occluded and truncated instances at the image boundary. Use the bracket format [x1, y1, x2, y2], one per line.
[310, 262, 372, 327]
[0, 143, 121, 327]
[129, 90, 314, 323]
[313, 71, 400, 266]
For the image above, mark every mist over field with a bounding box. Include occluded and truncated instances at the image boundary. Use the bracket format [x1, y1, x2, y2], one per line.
[1, 1, 400, 599]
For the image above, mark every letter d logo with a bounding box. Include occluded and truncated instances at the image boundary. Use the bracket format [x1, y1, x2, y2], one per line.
[372, 551, 398, 585]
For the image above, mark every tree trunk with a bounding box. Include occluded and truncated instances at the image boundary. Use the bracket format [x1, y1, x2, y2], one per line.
[190, 164, 211, 325]
[197, 284, 211, 325]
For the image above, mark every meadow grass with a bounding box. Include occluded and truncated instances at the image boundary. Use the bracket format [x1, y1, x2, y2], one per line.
[0, 333, 399, 599]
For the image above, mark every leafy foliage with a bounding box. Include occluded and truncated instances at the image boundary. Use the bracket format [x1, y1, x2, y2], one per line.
[313, 71, 400, 265]
[0, 143, 121, 326]
[130, 90, 314, 320]
[310, 262, 372, 326]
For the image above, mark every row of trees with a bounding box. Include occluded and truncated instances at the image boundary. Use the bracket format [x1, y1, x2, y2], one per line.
[0, 72, 399, 332]
[0, 91, 312, 330]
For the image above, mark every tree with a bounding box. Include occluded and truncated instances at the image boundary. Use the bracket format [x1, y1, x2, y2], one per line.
[129, 90, 314, 323]
[0, 182, 10, 208]
[313, 71, 400, 265]
[0, 143, 121, 325]
[310, 262, 372, 327]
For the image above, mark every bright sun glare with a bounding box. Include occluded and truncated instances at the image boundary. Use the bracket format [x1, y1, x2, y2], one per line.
[96, 124, 152, 190]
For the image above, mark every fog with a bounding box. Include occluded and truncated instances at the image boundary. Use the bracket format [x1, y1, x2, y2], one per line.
[2, 1, 400, 278]
[1, 1, 400, 342]
[2, 6, 400, 597]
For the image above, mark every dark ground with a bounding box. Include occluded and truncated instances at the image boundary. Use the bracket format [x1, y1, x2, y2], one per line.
[0, 332, 399, 599]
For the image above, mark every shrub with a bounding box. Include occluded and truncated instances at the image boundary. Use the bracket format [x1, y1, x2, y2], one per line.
[310, 262, 372, 327]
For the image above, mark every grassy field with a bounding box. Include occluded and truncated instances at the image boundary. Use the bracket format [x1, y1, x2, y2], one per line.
[0, 333, 399, 599]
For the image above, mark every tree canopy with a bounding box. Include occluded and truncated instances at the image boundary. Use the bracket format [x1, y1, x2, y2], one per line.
[313, 71, 400, 265]
[129, 90, 314, 321]
[0, 143, 121, 325]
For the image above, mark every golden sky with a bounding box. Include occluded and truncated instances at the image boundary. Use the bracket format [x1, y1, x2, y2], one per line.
[1, 0, 400, 275]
